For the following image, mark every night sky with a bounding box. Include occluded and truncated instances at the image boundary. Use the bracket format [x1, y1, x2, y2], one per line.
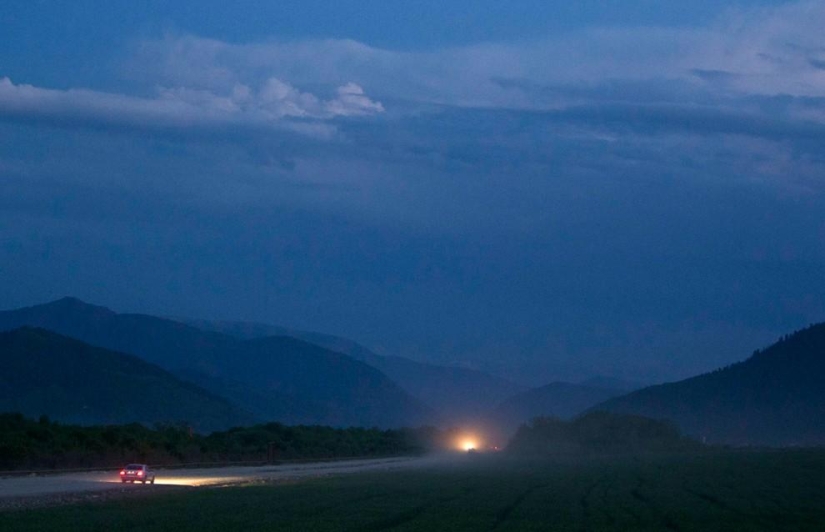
[2, 0, 824, 386]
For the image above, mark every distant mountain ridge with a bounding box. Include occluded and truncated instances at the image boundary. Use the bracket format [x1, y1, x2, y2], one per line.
[0, 297, 237, 371]
[182, 318, 524, 421]
[193, 335, 432, 427]
[0, 327, 254, 431]
[0, 298, 431, 428]
[594, 323, 825, 445]
[491, 381, 624, 434]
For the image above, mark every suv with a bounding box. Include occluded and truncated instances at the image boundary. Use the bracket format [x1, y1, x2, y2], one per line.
[119, 464, 156, 484]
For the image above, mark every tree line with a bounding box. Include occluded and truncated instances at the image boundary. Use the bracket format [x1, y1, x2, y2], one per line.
[0, 412, 438, 471]
[507, 411, 702, 455]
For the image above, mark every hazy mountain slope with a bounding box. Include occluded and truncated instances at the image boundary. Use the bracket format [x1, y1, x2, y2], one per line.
[0, 297, 237, 370]
[578, 376, 646, 393]
[0, 298, 432, 428]
[183, 319, 524, 420]
[594, 323, 825, 446]
[218, 336, 432, 427]
[0, 327, 254, 431]
[174, 369, 322, 425]
[181, 319, 295, 342]
[361, 354, 524, 420]
[491, 382, 623, 433]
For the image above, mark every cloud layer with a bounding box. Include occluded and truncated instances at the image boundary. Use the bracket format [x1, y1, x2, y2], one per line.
[0, 76, 382, 137]
[130, 1, 825, 106]
[2, 1, 823, 144]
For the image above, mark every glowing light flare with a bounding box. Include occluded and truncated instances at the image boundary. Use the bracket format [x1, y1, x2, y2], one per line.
[151, 476, 247, 487]
[461, 440, 478, 452]
[453, 431, 483, 452]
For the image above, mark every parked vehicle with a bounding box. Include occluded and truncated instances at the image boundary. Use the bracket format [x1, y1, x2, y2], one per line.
[119, 464, 155, 484]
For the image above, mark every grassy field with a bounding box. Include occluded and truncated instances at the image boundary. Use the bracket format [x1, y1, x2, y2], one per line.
[3, 449, 825, 531]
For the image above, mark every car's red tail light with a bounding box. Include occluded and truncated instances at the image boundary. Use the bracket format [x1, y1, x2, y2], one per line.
[137, 470, 144, 476]
[120, 470, 125, 475]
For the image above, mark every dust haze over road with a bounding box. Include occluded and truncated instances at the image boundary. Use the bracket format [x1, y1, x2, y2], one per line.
[0, 456, 443, 506]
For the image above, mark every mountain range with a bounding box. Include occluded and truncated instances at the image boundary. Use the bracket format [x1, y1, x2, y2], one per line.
[0, 298, 430, 428]
[5, 297, 825, 446]
[182, 318, 524, 421]
[594, 323, 825, 445]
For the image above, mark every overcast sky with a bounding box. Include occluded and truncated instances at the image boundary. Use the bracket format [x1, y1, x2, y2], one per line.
[2, 0, 824, 385]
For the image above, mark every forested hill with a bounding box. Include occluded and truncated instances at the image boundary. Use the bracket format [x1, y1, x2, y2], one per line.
[0, 327, 254, 431]
[594, 323, 825, 446]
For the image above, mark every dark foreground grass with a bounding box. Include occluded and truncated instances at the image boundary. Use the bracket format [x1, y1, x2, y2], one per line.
[3, 449, 825, 531]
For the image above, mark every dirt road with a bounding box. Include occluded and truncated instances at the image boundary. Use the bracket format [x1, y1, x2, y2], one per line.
[0, 456, 439, 506]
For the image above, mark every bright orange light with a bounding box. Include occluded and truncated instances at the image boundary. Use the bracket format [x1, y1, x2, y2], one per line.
[461, 440, 477, 452]
[452, 429, 485, 452]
